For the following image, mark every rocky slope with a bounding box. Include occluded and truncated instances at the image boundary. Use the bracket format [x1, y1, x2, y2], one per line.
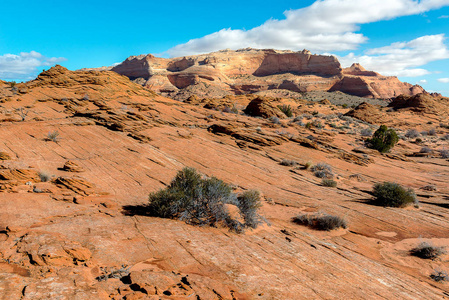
[0, 67, 448, 299]
[108, 48, 424, 100]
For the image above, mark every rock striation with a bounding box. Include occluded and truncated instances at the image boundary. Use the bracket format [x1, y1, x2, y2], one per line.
[110, 48, 424, 100]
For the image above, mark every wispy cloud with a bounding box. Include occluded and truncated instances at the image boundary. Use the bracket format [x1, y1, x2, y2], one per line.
[338, 34, 449, 77]
[438, 15, 449, 18]
[0, 51, 66, 81]
[168, 0, 449, 57]
[438, 77, 449, 83]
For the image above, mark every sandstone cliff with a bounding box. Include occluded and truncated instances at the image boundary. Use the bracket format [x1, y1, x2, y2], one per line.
[110, 48, 424, 100]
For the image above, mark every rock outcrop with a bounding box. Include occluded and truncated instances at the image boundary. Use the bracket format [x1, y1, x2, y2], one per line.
[109, 48, 424, 100]
[1, 66, 448, 299]
[389, 93, 449, 115]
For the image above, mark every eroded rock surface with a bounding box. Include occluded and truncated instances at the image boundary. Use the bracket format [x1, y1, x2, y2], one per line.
[0, 66, 447, 299]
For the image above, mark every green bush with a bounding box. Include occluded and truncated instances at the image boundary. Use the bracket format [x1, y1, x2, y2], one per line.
[278, 104, 293, 118]
[366, 125, 398, 153]
[146, 167, 263, 232]
[372, 182, 416, 207]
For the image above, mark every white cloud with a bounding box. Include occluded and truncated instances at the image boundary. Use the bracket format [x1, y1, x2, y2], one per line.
[438, 77, 449, 82]
[338, 34, 449, 77]
[419, 79, 428, 84]
[168, 0, 449, 57]
[0, 51, 66, 81]
[439, 15, 449, 18]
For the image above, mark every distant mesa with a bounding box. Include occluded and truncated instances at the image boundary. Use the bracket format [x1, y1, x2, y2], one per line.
[106, 48, 424, 100]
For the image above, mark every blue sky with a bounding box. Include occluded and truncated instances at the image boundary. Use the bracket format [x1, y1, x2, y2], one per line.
[1, 0, 449, 96]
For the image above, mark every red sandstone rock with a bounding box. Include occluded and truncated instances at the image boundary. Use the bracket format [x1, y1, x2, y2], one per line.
[109, 48, 424, 100]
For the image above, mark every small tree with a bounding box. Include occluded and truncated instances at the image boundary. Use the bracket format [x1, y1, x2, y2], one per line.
[366, 125, 398, 153]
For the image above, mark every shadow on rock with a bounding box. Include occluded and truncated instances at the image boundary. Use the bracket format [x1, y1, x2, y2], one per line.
[121, 205, 152, 217]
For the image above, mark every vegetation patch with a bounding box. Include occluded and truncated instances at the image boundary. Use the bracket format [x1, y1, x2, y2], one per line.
[430, 269, 449, 282]
[277, 104, 293, 118]
[292, 213, 347, 231]
[321, 178, 337, 187]
[280, 159, 298, 167]
[366, 125, 398, 153]
[311, 162, 333, 178]
[144, 167, 263, 232]
[410, 242, 446, 260]
[372, 182, 416, 207]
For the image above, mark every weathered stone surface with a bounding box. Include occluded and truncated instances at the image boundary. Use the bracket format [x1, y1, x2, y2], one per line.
[62, 160, 85, 172]
[243, 97, 286, 118]
[0, 65, 448, 300]
[345, 102, 385, 124]
[389, 93, 449, 115]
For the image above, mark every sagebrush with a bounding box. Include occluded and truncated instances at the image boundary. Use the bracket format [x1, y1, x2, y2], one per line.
[146, 167, 263, 232]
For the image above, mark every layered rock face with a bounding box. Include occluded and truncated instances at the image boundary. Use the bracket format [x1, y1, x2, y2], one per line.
[110, 48, 424, 100]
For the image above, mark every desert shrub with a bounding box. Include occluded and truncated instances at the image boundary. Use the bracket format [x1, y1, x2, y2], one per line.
[305, 122, 312, 129]
[312, 119, 323, 129]
[342, 104, 348, 108]
[222, 105, 238, 114]
[146, 167, 262, 232]
[237, 190, 263, 228]
[430, 269, 449, 282]
[441, 134, 449, 141]
[420, 146, 432, 153]
[46, 131, 60, 142]
[304, 161, 313, 170]
[270, 116, 280, 124]
[292, 116, 302, 123]
[428, 128, 437, 136]
[311, 162, 333, 178]
[82, 94, 90, 101]
[366, 125, 399, 153]
[372, 182, 416, 207]
[405, 129, 420, 138]
[222, 106, 232, 113]
[302, 113, 313, 120]
[280, 159, 297, 166]
[278, 104, 293, 118]
[292, 213, 347, 231]
[360, 128, 373, 137]
[321, 178, 337, 187]
[38, 171, 52, 182]
[324, 114, 337, 120]
[439, 149, 449, 159]
[421, 185, 437, 191]
[410, 242, 446, 259]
